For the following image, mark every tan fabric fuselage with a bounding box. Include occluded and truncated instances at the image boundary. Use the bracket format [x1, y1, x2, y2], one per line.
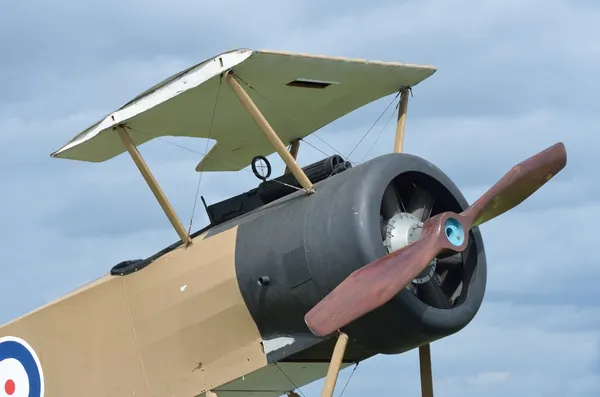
[1, 226, 268, 397]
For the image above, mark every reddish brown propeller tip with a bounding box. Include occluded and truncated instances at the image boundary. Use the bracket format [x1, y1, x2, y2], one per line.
[304, 142, 568, 338]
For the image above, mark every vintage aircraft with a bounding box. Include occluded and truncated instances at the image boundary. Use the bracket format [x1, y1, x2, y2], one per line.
[0, 48, 567, 397]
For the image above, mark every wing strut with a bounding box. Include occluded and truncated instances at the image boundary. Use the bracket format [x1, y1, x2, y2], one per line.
[419, 343, 434, 397]
[285, 139, 301, 174]
[392, 86, 434, 397]
[225, 72, 315, 193]
[394, 87, 410, 153]
[118, 126, 193, 246]
[320, 332, 349, 397]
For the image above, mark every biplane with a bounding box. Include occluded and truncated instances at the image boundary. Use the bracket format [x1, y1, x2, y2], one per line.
[0, 48, 567, 397]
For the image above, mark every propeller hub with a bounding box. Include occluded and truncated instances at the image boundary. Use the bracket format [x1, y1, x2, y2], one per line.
[444, 217, 465, 246]
[383, 212, 437, 284]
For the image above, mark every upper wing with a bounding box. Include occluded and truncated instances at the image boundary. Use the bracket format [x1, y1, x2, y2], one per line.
[50, 49, 436, 172]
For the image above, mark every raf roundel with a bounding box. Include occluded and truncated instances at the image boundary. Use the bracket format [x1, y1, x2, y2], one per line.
[0, 336, 44, 397]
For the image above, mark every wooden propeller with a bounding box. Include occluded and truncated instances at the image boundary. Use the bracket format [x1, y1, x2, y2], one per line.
[305, 142, 566, 336]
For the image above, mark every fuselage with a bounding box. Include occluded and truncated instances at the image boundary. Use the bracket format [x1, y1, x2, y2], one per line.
[0, 152, 487, 397]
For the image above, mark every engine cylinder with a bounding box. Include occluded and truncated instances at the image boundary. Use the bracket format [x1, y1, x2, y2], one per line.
[215, 152, 487, 356]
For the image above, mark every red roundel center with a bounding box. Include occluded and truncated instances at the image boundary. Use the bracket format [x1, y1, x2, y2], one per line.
[4, 379, 15, 395]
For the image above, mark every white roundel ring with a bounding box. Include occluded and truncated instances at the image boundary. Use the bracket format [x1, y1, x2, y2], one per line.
[0, 337, 44, 397]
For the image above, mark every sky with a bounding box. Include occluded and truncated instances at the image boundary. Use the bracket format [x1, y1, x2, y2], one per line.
[1, 0, 599, 396]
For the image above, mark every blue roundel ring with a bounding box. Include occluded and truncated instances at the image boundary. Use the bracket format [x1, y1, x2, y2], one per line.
[0, 336, 44, 397]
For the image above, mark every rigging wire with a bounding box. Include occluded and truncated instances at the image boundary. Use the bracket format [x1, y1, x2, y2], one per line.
[125, 76, 406, 219]
[274, 363, 306, 397]
[126, 86, 398, 177]
[359, 99, 401, 163]
[234, 74, 344, 160]
[346, 92, 400, 162]
[310, 133, 344, 159]
[188, 74, 223, 233]
[337, 362, 359, 397]
[357, 87, 412, 163]
[127, 125, 304, 206]
[235, 74, 401, 165]
[299, 137, 331, 158]
[124, 126, 257, 177]
[272, 178, 305, 191]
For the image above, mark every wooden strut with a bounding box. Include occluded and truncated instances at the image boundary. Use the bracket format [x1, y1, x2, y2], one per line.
[419, 344, 434, 397]
[225, 72, 315, 193]
[285, 139, 301, 174]
[320, 332, 349, 397]
[117, 126, 192, 246]
[393, 88, 410, 153]
[392, 87, 435, 397]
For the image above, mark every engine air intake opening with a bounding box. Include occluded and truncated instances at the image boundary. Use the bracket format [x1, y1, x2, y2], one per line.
[379, 171, 479, 310]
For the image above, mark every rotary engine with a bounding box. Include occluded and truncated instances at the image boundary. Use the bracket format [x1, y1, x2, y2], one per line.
[231, 152, 487, 354]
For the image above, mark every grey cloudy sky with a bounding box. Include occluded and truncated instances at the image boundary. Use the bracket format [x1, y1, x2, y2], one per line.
[1, 0, 599, 396]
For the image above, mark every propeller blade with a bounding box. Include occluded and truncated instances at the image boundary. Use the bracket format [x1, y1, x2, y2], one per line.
[304, 142, 567, 337]
[462, 142, 567, 227]
[305, 212, 464, 336]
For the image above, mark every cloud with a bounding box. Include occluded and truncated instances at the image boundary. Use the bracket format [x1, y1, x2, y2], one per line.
[1, 0, 598, 396]
[299, 301, 600, 397]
